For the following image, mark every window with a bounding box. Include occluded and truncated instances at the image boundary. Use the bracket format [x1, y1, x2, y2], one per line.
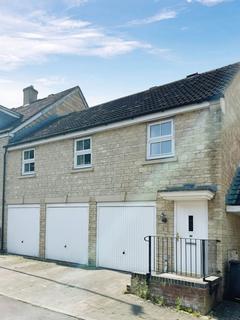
[188, 215, 194, 232]
[22, 149, 35, 175]
[147, 119, 174, 159]
[74, 137, 92, 168]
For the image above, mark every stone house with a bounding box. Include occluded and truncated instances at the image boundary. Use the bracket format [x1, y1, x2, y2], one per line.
[1, 62, 240, 313]
[0, 85, 88, 233]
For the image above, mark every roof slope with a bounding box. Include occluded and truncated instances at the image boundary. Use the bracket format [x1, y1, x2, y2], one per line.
[10, 62, 240, 145]
[1, 86, 80, 134]
[226, 168, 240, 206]
[13, 86, 79, 122]
[0, 105, 21, 118]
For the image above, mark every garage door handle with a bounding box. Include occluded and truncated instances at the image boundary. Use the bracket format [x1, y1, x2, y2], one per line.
[122, 251, 126, 255]
[21, 240, 24, 243]
[64, 245, 67, 248]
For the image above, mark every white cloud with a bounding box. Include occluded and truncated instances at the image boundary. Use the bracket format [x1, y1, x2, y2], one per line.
[63, 0, 89, 8]
[35, 76, 66, 87]
[0, 79, 13, 84]
[0, 10, 157, 71]
[181, 26, 189, 31]
[187, 0, 228, 6]
[0, 76, 67, 107]
[127, 9, 177, 26]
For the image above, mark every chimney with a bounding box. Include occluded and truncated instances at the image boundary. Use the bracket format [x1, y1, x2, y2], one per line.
[23, 85, 38, 106]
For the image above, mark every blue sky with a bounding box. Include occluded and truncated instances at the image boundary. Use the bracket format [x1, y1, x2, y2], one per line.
[0, 0, 240, 108]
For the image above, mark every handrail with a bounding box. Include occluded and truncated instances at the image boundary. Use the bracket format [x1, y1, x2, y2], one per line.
[145, 235, 220, 279]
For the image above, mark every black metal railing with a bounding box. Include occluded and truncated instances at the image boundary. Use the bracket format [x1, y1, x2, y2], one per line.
[144, 236, 220, 279]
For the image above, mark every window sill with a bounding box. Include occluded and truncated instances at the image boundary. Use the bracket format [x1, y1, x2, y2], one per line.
[142, 156, 178, 166]
[19, 174, 36, 179]
[71, 167, 94, 173]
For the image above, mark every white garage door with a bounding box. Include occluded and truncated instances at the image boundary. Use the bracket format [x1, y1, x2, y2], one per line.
[46, 204, 89, 264]
[97, 202, 156, 273]
[7, 205, 40, 257]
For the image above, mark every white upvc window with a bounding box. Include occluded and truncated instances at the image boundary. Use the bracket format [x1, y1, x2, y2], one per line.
[74, 137, 92, 169]
[147, 119, 175, 159]
[22, 148, 35, 175]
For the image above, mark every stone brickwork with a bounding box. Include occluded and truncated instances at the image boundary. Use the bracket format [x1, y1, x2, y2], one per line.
[0, 90, 87, 250]
[2, 72, 240, 311]
[5, 102, 225, 267]
[220, 71, 240, 283]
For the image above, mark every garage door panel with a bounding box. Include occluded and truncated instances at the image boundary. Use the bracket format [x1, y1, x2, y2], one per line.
[97, 202, 156, 273]
[97, 206, 123, 269]
[46, 205, 89, 264]
[123, 206, 155, 272]
[7, 205, 40, 257]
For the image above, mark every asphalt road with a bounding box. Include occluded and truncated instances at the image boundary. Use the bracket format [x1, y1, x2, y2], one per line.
[0, 295, 82, 320]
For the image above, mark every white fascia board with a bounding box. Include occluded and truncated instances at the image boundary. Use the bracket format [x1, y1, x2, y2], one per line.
[10, 88, 79, 135]
[8, 101, 210, 151]
[0, 106, 20, 118]
[159, 190, 215, 201]
[0, 133, 9, 139]
[226, 205, 240, 213]
[76, 87, 89, 109]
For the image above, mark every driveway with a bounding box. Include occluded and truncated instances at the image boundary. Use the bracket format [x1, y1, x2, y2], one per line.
[0, 295, 76, 320]
[0, 255, 239, 320]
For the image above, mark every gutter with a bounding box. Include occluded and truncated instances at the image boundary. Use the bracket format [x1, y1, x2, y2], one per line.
[1, 146, 7, 252]
[7, 101, 211, 151]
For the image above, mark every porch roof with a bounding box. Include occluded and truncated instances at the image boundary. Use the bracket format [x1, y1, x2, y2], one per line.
[159, 184, 216, 201]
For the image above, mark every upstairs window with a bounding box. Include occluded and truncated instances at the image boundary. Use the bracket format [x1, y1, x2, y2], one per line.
[22, 149, 35, 175]
[74, 137, 92, 169]
[147, 120, 174, 159]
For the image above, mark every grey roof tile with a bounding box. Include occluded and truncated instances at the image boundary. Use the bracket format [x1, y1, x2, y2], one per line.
[159, 184, 217, 193]
[226, 168, 240, 206]
[9, 62, 240, 145]
[1, 87, 79, 134]
[13, 86, 79, 122]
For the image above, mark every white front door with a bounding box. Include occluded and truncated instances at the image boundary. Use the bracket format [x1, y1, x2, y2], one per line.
[97, 202, 156, 273]
[46, 204, 89, 264]
[7, 205, 40, 257]
[175, 200, 208, 276]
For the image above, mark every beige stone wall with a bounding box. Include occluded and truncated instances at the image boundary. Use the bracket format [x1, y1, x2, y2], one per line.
[0, 90, 88, 251]
[5, 103, 223, 265]
[220, 71, 240, 275]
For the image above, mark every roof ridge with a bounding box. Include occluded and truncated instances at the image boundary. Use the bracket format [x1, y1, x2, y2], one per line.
[8, 61, 240, 147]
[92, 61, 240, 108]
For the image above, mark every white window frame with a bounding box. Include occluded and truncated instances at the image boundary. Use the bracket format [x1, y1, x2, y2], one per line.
[74, 137, 92, 169]
[147, 119, 175, 160]
[22, 148, 35, 175]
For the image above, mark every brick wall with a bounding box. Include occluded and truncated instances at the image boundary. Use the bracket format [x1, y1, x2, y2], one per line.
[131, 273, 222, 315]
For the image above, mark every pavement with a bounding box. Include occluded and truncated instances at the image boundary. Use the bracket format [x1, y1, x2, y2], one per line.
[0, 295, 76, 320]
[211, 300, 240, 320]
[0, 255, 239, 320]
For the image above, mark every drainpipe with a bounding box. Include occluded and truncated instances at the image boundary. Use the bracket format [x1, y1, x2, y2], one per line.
[1, 146, 7, 252]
